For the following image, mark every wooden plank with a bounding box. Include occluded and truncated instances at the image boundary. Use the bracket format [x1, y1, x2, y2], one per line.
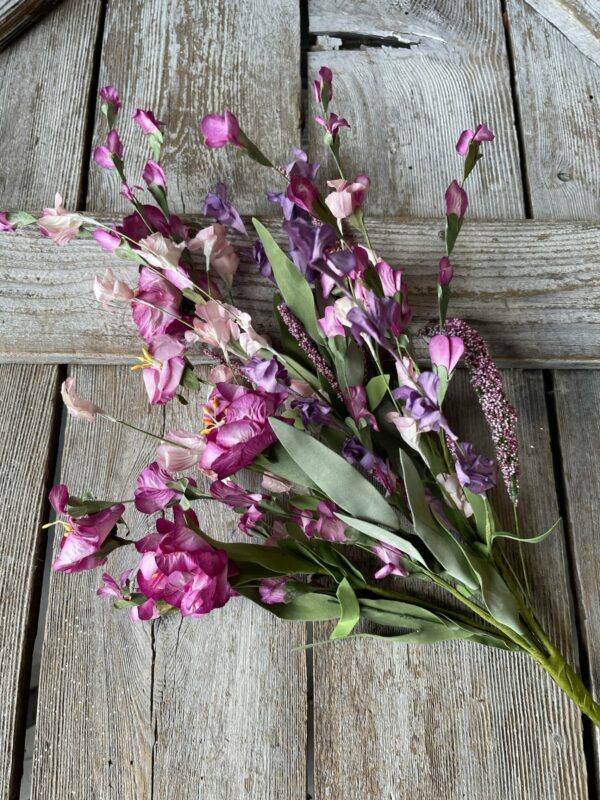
[1, 217, 599, 366]
[31, 367, 157, 799]
[522, 1, 600, 72]
[149, 381, 306, 800]
[0, 365, 60, 800]
[506, 0, 600, 219]
[313, 370, 588, 799]
[307, 1, 524, 219]
[90, 0, 301, 215]
[0, 0, 63, 51]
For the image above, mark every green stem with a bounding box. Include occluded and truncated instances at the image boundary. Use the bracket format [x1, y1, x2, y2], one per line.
[531, 645, 600, 728]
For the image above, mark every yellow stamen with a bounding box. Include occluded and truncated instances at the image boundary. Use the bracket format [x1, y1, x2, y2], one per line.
[131, 347, 161, 372]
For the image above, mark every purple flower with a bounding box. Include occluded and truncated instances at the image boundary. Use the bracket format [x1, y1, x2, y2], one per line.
[135, 335, 187, 406]
[291, 397, 334, 427]
[344, 385, 378, 430]
[456, 124, 494, 156]
[142, 159, 166, 187]
[99, 85, 120, 113]
[313, 66, 333, 105]
[315, 112, 350, 138]
[210, 479, 263, 509]
[259, 576, 289, 604]
[0, 212, 15, 232]
[131, 267, 182, 342]
[395, 372, 450, 434]
[455, 442, 497, 494]
[239, 505, 262, 535]
[133, 108, 163, 135]
[318, 305, 345, 337]
[93, 129, 123, 170]
[286, 175, 319, 214]
[282, 217, 338, 282]
[97, 569, 131, 600]
[445, 180, 468, 219]
[347, 291, 411, 348]
[429, 334, 464, 373]
[376, 261, 405, 298]
[312, 501, 347, 542]
[242, 356, 290, 393]
[134, 461, 182, 513]
[372, 544, 408, 579]
[92, 228, 121, 252]
[438, 256, 454, 286]
[200, 111, 243, 149]
[267, 190, 297, 221]
[251, 240, 274, 281]
[342, 437, 377, 471]
[285, 147, 320, 181]
[203, 182, 246, 235]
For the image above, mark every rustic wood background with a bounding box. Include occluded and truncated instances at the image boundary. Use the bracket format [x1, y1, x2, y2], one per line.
[0, 1, 599, 798]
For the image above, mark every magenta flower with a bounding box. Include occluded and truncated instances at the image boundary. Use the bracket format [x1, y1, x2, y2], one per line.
[157, 430, 206, 473]
[315, 112, 350, 138]
[133, 108, 163, 135]
[210, 479, 263, 509]
[242, 356, 290, 393]
[200, 383, 287, 479]
[429, 334, 464, 374]
[456, 124, 494, 156]
[318, 305, 345, 337]
[142, 159, 166, 187]
[92, 228, 121, 252]
[444, 180, 468, 219]
[376, 260, 408, 299]
[294, 500, 348, 542]
[343, 385, 379, 431]
[200, 111, 243, 149]
[286, 175, 319, 214]
[372, 544, 408, 579]
[97, 569, 131, 599]
[455, 442, 497, 494]
[134, 334, 186, 406]
[99, 85, 120, 112]
[48, 484, 125, 574]
[130, 599, 160, 621]
[93, 129, 123, 170]
[203, 182, 247, 235]
[325, 175, 370, 220]
[0, 212, 15, 232]
[438, 256, 454, 286]
[259, 576, 290, 604]
[134, 461, 182, 513]
[131, 267, 183, 342]
[313, 66, 333, 105]
[134, 507, 236, 617]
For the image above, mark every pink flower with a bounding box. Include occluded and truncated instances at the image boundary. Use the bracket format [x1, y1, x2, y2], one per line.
[429, 334, 464, 374]
[210, 480, 264, 533]
[343, 385, 378, 431]
[134, 507, 236, 617]
[130, 599, 160, 621]
[200, 383, 287, 479]
[259, 576, 289, 604]
[438, 256, 454, 286]
[208, 363, 234, 384]
[189, 224, 239, 287]
[372, 544, 408, 579]
[286, 175, 319, 214]
[138, 231, 186, 270]
[444, 180, 468, 219]
[200, 111, 244, 148]
[313, 66, 333, 105]
[39, 194, 84, 246]
[312, 500, 347, 542]
[61, 377, 103, 422]
[92, 228, 121, 252]
[94, 268, 134, 309]
[0, 212, 15, 232]
[49, 484, 124, 574]
[134, 335, 186, 405]
[93, 129, 123, 170]
[97, 569, 131, 599]
[315, 112, 350, 138]
[192, 300, 240, 348]
[456, 124, 494, 156]
[319, 305, 345, 337]
[157, 430, 206, 472]
[99, 86, 120, 113]
[376, 261, 405, 298]
[134, 461, 182, 513]
[142, 159, 166, 187]
[133, 108, 163, 135]
[325, 176, 370, 219]
[132, 267, 182, 342]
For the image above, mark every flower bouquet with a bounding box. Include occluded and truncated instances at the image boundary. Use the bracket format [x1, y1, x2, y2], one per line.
[4, 68, 600, 728]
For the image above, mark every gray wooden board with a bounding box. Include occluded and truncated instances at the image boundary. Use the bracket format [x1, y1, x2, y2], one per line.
[0, 0, 63, 52]
[313, 370, 588, 799]
[1, 217, 599, 366]
[0, 365, 60, 800]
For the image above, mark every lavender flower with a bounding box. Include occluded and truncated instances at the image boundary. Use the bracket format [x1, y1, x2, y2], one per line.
[203, 182, 246, 235]
[282, 217, 338, 282]
[342, 437, 377, 471]
[394, 372, 451, 434]
[243, 356, 290, 393]
[251, 240, 274, 282]
[291, 397, 334, 427]
[454, 442, 497, 494]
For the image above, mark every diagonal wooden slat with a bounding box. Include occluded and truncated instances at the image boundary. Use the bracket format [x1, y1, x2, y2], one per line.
[0, 1, 63, 51]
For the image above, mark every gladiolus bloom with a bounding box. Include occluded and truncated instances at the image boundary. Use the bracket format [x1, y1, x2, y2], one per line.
[157, 430, 206, 472]
[325, 175, 370, 219]
[133, 108, 163, 134]
[134, 461, 182, 513]
[99, 85, 121, 113]
[133, 334, 186, 405]
[142, 159, 166, 187]
[94, 268, 134, 309]
[93, 129, 123, 170]
[444, 180, 468, 219]
[200, 111, 243, 148]
[39, 194, 84, 246]
[0, 212, 15, 232]
[286, 175, 319, 214]
[438, 256, 454, 286]
[456, 124, 494, 156]
[429, 334, 464, 374]
[259, 576, 289, 604]
[313, 66, 333, 105]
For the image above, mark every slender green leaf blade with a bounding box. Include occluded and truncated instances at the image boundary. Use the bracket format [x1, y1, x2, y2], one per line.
[330, 578, 360, 640]
[335, 513, 426, 565]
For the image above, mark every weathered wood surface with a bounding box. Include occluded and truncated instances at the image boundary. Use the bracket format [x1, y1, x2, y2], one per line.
[32, 367, 158, 799]
[307, 0, 524, 219]
[0, 365, 60, 800]
[1, 217, 599, 366]
[522, 0, 600, 71]
[313, 371, 588, 799]
[506, 0, 600, 219]
[90, 0, 301, 215]
[0, 0, 63, 51]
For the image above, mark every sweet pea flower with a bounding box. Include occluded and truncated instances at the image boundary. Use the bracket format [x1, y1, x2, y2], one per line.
[134, 461, 182, 513]
[138, 232, 185, 270]
[319, 305, 345, 337]
[200, 382, 287, 479]
[93, 129, 123, 170]
[39, 194, 84, 246]
[315, 112, 350, 138]
[94, 268, 135, 309]
[133, 334, 186, 405]
[259, 576, 290, 604]
[286, 175, 319, 214]
[343, 385, 379, 430]
[200, 110, 244, 148]
[376, 261, 405, 298]
[157, 430, 206, 472]
[456, 124, 494, 156]
[188, 223, 239, 287]
[133, 108, 163, 135]
[61, 377, 103, 422]
[386, 411, 420, 450]
[313, 66, 333, 105]
[97, 569, 131, 600]
[192, 299, 240, 349]
[372, 543, 409, 579]
[142, 159, 167, 187]
[242, 356, 290, 393]
[455, 442, 497, 494]
[436, 473, 473, 518]
[438, 256, 454, 286]
[429, 334, 464, 374]
[135, 507, 236, 617]
[445, 180, 468, 219]
[132, 267, 183, 342]
[0, 212, 15, 232]
[325, 175, 370, 219]
[49, 484, 124, 574]
[92, 228, 121, 252]
[291, 397, 334, 428]
[312, 501, 347, 542]
[203, 182, 246, 235]
[394, 372, 453, 435]
[238, 324, 270, 357]
[99, 85, 121, 114]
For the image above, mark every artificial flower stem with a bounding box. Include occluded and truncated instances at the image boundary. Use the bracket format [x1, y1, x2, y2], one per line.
[100, 413, 191, 449]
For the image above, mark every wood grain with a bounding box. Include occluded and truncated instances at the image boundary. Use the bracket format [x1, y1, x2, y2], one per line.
[0, 365, 60, 800]
[506, 0, 600, 218]
[313, 371, 588, 799]
[523, 0, 600, 71]
[307, 1, 524, 219]
[1, 217, 599, 366]
[31, 367, 158, 799]
[89, 0, 301, 215]
[0, 0, 63, 51]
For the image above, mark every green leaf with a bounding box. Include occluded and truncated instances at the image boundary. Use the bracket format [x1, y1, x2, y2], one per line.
[491, 518, 560, 545]
[330, 336, 364, 392]
[237, 586, 340, 621]
[66, 497, 119, 518]
[335, 513, 426, 566]
[366, 374, 390, 411]
[445, 213, 463, 255]
[399, 450, 478, 589]
[464, 490, 496, 548]
[181, 365, 202, 391]
[254, 444, 318, 490]
[253, 218, 322, 341]
[7, 211, 37, 227]
[271, 418, 400, 529]
[330, 578, 360, 640]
